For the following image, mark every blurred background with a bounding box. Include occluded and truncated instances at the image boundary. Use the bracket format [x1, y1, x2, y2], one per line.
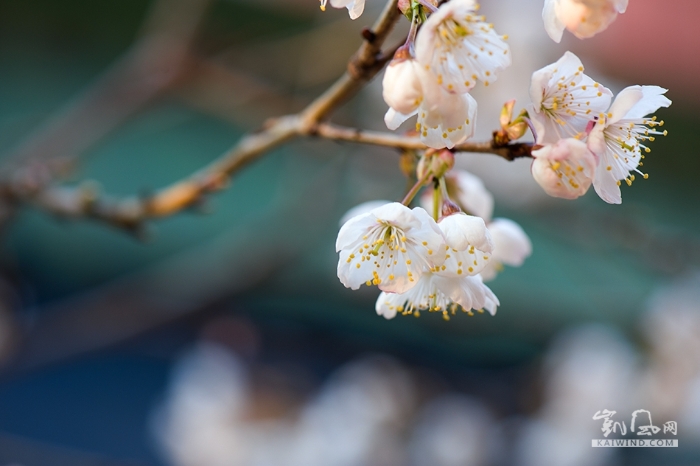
[0, 0, 698, 464]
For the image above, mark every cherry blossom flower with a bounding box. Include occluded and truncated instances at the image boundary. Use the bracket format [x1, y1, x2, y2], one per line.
[373, 211, 497, 320]
[336, 202, 446, 293]
[481, 218, 532, 281]
[543, 0, 628, 43]
[414, 0, 511, 94]
[375, 272, 498, 319]
[531, 137, 597, 199]
[438, 212, 493, 277]
[529, 52, 612, 144]
[383, 58, 477, 149]
[320, 0, 366, 20]
[587, 85, 671, 204]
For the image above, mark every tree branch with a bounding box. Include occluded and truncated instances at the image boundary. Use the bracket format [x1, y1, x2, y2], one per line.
[311, 123, 534, 161]
[3, 0, 530, 233]
[4, 0, 402, 231]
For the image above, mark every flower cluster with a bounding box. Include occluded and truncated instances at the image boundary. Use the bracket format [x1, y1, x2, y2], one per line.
[382, 0, 511, 149]
[528, 52, 671, 204]
[323, 0, 672, 321]
[337, 201, 504, 320]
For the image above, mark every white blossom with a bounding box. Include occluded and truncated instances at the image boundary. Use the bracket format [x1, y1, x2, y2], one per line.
[384, 60, 477, 149]
[587, 85, 671, 204]
[481, 218, 532, 281]
[415, 0, 511, 94]
[531, 137, 597, 199]
[438, 212, 493, 277]
[320, 0, 366, 20]
[543, 0, 628, 43]
[529, 51, 612, 144]
[336, 202, 446, 293]
[374, 212, 497, 320]
[375, 272, 498, 319]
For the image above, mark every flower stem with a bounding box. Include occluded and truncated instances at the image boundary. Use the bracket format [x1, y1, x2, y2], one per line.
[402, 171, 432, 206]
[523, 116, 538, 143]
[432, 180, 441, 220]
[404, 9, 419, 49]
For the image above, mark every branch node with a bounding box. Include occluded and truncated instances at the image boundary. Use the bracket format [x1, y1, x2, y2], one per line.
[361, 27, 377, 43]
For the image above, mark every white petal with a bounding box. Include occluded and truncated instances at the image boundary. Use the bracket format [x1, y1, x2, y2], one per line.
[347, 0, 365, 19]
[542, 0, 565, 42]
[382, 59, 424, 116]
[489, 218, 532, 267]
[385, 108, 414, 131]
[452, 171, 494, 222]
[370, 202, 421, 229]
[375, 292, 399, 319]
[439, 213, 493, 253]
[482, 283, 500, 315]
[433, 274, 498, 314]
[417, 92, 477, 149]
[593, 161, 622, 204]
[336, 211, 377, 252]
[529, 67, 553, 113]
[339, 200, 392, 226]
[438, 213, 493, 277]
[624, 86, 672, 120]
[607, 86, 644, 124]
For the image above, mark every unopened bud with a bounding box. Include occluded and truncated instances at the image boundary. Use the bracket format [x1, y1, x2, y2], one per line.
[416, 149, 454, 180]
[433, 149, 455, 177]
[441, 199, 461, 217]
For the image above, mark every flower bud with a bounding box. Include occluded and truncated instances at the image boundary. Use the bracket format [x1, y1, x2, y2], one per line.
[441, 199, 461, 217]
[417, 149, 454, 181]
[382, 53, 423, 116]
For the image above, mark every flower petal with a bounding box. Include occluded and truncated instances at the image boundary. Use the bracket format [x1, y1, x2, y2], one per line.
[542, 0, 565, 42]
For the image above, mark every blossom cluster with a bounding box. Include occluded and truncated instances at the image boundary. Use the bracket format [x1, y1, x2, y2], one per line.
[382, 0, 511, 149]
[529, 52, 671, 204]
[322, 0, 672, 320]
[337, 167, 531, 320]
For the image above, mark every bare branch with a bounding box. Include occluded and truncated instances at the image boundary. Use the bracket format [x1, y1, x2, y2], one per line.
[311, 123, 534, 161]
[4, 0, 403, 231]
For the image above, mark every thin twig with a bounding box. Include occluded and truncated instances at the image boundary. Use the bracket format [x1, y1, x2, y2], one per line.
[312, 123, 534, 160]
